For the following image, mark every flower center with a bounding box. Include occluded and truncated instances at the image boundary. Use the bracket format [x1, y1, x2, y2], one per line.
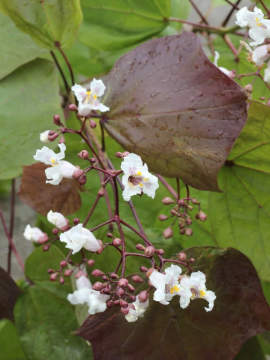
[256, 17, 263, 27]
[85, 90, 97, 103]
[191, 288, 206, 299]
[170, 285, 180, 294]
[128, 171, 143, 187]
[50, 157, 57, 166]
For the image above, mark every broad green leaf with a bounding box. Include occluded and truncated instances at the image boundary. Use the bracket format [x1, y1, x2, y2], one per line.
[0, 12, 48, 80]
[0, 59, 61, 180]
[0, 0, 82, 49]
[14, 285, 93, 360]
[79, 0, 170, 52]
[104, 32, 247, 191]
[0, 319, 26, 360]
[161, 0, 191, 36]
[78, 247, 270, 360]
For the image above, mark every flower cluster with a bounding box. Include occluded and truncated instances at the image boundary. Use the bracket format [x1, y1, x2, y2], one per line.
[236, 6, 270, 83]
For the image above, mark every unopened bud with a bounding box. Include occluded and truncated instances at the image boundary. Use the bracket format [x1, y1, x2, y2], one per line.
[191, 198, 200, 205]
[59, 276, 65, 284]
[120, 299, 128, 308]
[196, 210, 207, 222]
[140, 266, 148, 273]
[144, 246, 155, 257]
[162, 197, 175, 205]
[131, 275, 144, 283]
[129, 295, 136, 302]
[87, 259, 95, 266]
[48, 131, 59, 141]
[107, 300, 114, 308]
[118, 278, 128, 287]
[170, 209, 178, 216]
[178, 199, 186, 207]
[189, 257, 195, 263]
[107, 232, 113, 238]
[73, 168, 84, 179]
[116, 287, 125, 297]
[163, 227, 173, 239]
[47, 268, 54, 274]
[127, 284, 135, 292]
[91, 269, 104, 277]
[78, 150, 89, 159]
[186, 217, 192, 225]
[78, 174, 87, 185]
[113, 237, 122, 247]
[53, 114, 62, 126]
[73, 217, 80, 225]
[90, 119, 96, 128]
[90, 157, 96, 163]
[64, 269, 73, 277]
[110, 272, 119, 279]
[138, 290, 149, 303]
[52, 228, 59, 235]
[244, 84, 253, 94]
[43, 244, 50, 251]
[121, 307, 129, 315]
[60, 260, 67, 268]
[136, 243, 145, 251]
[146, 268, 154, 278]
[97, 240, 104, 254]
[68, 104, 77, 112]
[92, 282, 104, 291]
[178, 252, 187, 261]
[102, 275, 109, 281]
[158, 214, 168, 221]
[115, 151, 123, 158]
[156, 248, 164, 255]
[50, 273, 58, 281]
[185, 228, 193, 236]
[98, 188, 105, 197]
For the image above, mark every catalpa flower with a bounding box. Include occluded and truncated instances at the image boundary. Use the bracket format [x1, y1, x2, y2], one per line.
[125, 296, 149, 323]
[60, 223, 101, 254]
[67, 275, 109, 315]
[251, 44, 270, 66]
[40, 130, 50, 143]
[121, 153, 159, 202]
[24, 224, 48, 243]
[236, 6, 270, 46]
[179, 271, 216, 312]
[149, 265, 182, 305]
[33, 143, 77, 185]
[72, 78, 109, 116]
[47, 210, 68, 230]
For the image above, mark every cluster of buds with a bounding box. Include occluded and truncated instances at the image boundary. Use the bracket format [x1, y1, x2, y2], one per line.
[159, 196, 207, 239]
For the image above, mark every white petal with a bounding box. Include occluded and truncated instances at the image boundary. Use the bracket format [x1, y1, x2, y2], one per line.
[252, 45, 270, 66]
[45, 165, 63, 185]
[165, 264, 182, 278]
[121, 153, 143, 174]
[204, 290, 216, 312]
[78, 103, 92, 117]
[23, 224, 45, 242]
[40, 130, 50, 143]
[125, 308, 138, 322]
[90, 78, 106, 97]
[264, 65, 270, 83]
[76, 275, 92, 290]
[47, 210, 68, 229]
[87, 290, 109, 315]
[58, 160, 77, 179]
[95, 102, 110, 113]
[33, 146, 56, 165]
[67, 288, 90, 305]
[72, 84, 87, 103]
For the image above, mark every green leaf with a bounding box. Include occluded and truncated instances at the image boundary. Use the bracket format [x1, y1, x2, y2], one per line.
[161, 0, 191, 36]
[104, 32, 247, 191]
[0, 319, 27, 360]
[0, 59, 61, 180]
[78, 247, 270, 360]
[0, 12, 48, 80]
[80, 0, 170, 52]
[14, 285, 93, 360]
[0, 0, 82, 49]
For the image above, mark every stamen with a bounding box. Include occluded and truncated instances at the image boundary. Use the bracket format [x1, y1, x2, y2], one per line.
[170, 285, 180, 294]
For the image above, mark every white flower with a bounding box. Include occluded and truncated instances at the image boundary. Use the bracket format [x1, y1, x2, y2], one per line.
[40, 130, 50, 143]
[149, 265, 182, 305]
[60, 223, 101, 254]
[121, 153, 159, 202]
[72, 78, 110, 116]
[33, 143, 77, 185]
[24, 224, 48, 243]
[235, 7, 270, 46]
[67, 275, 109, 315]
[251, 44, 270, 66]
[264, 62, 270, 82]
[179, 271, 216, 312]
[213, 51, 235, 78]
[125, 296, 149, 322]
[47, 210, 68, 229]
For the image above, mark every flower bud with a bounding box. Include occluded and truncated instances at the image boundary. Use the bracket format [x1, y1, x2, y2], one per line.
[64, 269, 73, 277]
[178, 199, 186, 207]
[91, 269, 104, 277]
[118, 278, 128, 288]
[92, 282, 104, 291]
[127, 284, 135, 292]
[129, 295, 136, 302]
[122, 151, 129, 157]
[96, 240, 104, 254]
[116, 287, 125, 297]
[140, 266, 148, 273]
[90, 157, 96, 163]
[156, 248, 164, 255]
[53, 114, 62, 126]
[136, 243, 145, 251]
[144, 246, 155, 257]
[98, 188, 105, 197]
[196, 210, 207, 222]
[189, 257, 195, 263]
[107, 232, 113, 238]
[68, 104, 77, 112]
[170, 209, 178, 216]
[78, 174, 87, 185]
[52, 228, 59, 235]
[113, 237, 122, 247]
[43, 244, 50, 251]
[72, 168, 84, 179]
[138, 290, 149, 303]
[162, 196, 175, 205]
[158, 214, 168, 221]
[121, 307, 129, 315]
[50, 272, 58, 281]
[107, 300, 114, 308]
[47, 268, 54, 274]
[102, 275, 109, 281]
[185, 228, 193, 236]
[178, 252, 187, 261]
[90, 119, 96, 128]
[73, 217, 80, 225]
[48, 131, 59, 142]
[120, 299, 128, 308]
[115, 152, 123, 158]
[59, 276, 65, 284]
[244, 84, 253, 94]
[131, 275, 144, 283]
[163, 226, 173, 239]
[60, 260, 67, 268]
[78, 150, 89, 159]
[191, 198, 200, 205]
[186, 217, 192, 225]
[87, 259, 95, 267]
[110, 272, 119, 279]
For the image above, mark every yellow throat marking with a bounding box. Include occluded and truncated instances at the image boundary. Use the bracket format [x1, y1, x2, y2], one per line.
[199, 290, 206, 297]
[86, 90, 97, 101]
[170, 285, 180, 294]
[256, 17, 263, 27]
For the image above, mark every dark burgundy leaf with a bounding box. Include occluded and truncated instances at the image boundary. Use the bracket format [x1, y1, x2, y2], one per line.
[77, 247, 270, 360]
[0, 267, 20, 321]
[103, 33, 247, 191]
[19, 163, 81, 216]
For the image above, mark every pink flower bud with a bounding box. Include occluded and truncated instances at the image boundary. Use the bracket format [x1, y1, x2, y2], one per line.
[115, 152, 123, 158]
[78, 174, 87, 185]
[98, 188, 105, 197]
[196, 210, 207, 222]
[121, 307, 129, 315]
[118, 278, 128, 287]
[110, 272, 119, 279]
[112, 237, 122, 247]
[48, 131, 59, 141]
[140, 266, 148, 273]
[64, 269, 73, 277]
[144, 246, 155, 257]
[178, 252, 187, 261]
[75, 270, 87, 278]
[185, 228, 193, 236]
[191, 198, 200, 205]
[107, 300, 114, 308]
[190, 257, 195, 263]
[91, 269, 104, 277]
[122, 151, 130, 157]
[87, 259, 95, 266]
[102, 275, 109, 281]
[186, 217, 192, 225]
[53, 114, 62, 126]
[120, 299, 128, 308]
[127, 284, 135, 292]
[60, 260, 67, 268]
[47, 268, 54, 274]
[92, 282, 104, 291]
[129, 295, 136, 302]
[158, 214, 168, 221]
[90, 119, 96, 128]
[163, 227, 173, 239]
[96, 240, 104, 254]
[43, 244, 50, 251]
[78, 150, 89, 159]
[38, 234, 48, 244]
[156, 248, 164, 255]
[170, 209, 178, 216]
[114, 299, 120, 305]
[68, 104, 77, 112]
[162, 197, 175, 205]
[107, 232, 113, 238]
[136, 243, 145, 251]
[50, 273, 58, 281]
[52, 228, 59, 235]
[73, 168, 84, 179]
[90, 157, 96, 163]
[59, 276, 65, 284]
[116, 287, 125, 297]
[131, 275, 143, 283]
[138, 290, 149, 303]
[73, 218, 80, 225]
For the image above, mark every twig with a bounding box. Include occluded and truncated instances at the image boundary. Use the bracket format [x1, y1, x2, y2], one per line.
[83, 193, 102, 226]
[222, 0, 242, 27]
[224, 0, 240, 10]
[156, 175, 178, 199]
[7, 179, 16, 274]
[55, 41, 75, 86]
[188, 0, 209, 24]
[50, 50, 70, 95]
[223, 34, 239, 61]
